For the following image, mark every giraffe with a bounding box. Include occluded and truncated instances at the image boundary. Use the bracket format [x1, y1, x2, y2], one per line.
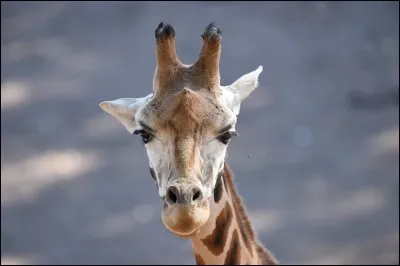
[99, 22, 278, 265]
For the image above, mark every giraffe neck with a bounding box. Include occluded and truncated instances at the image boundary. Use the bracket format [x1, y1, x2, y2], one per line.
[190, 162, 278, 265]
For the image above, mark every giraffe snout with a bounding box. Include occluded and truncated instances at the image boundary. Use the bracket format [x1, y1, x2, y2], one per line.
[166, 185, 204, 206]
[162, 182, 210, 237]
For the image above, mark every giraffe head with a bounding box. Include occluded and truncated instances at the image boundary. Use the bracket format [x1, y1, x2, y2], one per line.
[99, 22, 263, 238]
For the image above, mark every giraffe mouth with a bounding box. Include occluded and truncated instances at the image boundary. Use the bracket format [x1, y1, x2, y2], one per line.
[161, 203, 210, 238]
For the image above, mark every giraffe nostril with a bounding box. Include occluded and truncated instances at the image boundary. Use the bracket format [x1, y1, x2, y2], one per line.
[166, 185, 203, 205]
[166, 186, 179, 204]
[192, 187, 203, 202]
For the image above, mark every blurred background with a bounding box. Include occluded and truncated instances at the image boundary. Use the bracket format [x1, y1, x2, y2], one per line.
[1, 1, 399, 265]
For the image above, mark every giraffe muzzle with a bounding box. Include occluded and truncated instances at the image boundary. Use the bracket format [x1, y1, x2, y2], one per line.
[162, 183, 210, 237]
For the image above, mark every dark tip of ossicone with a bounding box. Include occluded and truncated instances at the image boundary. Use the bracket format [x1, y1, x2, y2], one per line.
[201, 22, 222, 41]
[155, 21, 175, 40]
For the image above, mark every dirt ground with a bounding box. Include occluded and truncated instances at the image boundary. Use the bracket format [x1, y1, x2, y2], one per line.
[1, 2, 399, 265]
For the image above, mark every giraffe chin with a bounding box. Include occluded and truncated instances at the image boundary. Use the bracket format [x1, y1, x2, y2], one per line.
[161, 204, 210, 239]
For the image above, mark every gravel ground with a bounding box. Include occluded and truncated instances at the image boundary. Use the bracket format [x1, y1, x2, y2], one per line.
[1, 2, 399, 265]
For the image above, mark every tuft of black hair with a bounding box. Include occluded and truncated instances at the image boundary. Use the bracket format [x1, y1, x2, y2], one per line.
[155, 21, 175, 40]
[201, 22, 222, 41]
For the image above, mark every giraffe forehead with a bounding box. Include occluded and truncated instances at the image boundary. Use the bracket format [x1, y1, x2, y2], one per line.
[143, 89, 234, 136]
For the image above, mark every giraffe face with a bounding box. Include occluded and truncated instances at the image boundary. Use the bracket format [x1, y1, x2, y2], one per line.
[99, 22, 263, 238]
[135, 88, 238, 237]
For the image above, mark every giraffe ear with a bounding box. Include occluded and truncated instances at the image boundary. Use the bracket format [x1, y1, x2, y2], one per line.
[221, 65, 263, 115]
[99, 93, 153, 134]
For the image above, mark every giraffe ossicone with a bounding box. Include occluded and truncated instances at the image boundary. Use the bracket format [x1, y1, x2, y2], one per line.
[99, 22, 278, 265]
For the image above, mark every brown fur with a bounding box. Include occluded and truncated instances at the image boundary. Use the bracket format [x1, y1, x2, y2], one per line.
[154, 23, 221, 98]
[224, 229, 241, 265]
[172, 91, 202, 174]
[141, 88, 232, 183]
[201, 203, 233, 256]
[192, 23, 222, 92]
[101, 22, 276, 265]
[156, 37, 180, 68]
[194, 254, 206, 265]
[223, 163, 278, 265]
[150, 22, 277, 265]
[153, 65, 185, 96]
[148, 70, 278, 265]
[256, 244, 278, 265]
[154, 36, 185, 96]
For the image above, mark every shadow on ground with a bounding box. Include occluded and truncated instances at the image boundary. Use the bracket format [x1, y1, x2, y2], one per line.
[1, 2, 399, 265]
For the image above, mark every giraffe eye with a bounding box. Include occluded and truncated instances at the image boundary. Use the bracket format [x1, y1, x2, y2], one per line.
[133, 130, 153, 144]
[217, 131, 238, 145]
